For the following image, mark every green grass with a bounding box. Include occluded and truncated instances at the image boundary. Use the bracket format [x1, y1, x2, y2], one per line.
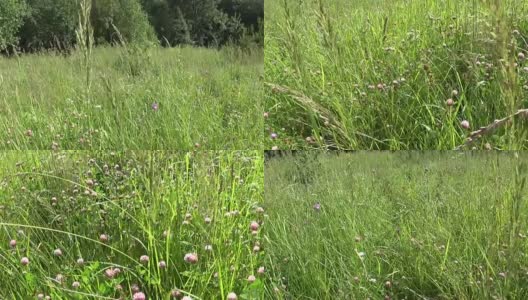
[265, 0, 528, 150]
[0, 46, 263, 150]
[0, 150, 266, 299]
[264, 151, 528, 299]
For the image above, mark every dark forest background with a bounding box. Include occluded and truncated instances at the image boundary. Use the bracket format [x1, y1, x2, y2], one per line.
[0, 0, 263, 53]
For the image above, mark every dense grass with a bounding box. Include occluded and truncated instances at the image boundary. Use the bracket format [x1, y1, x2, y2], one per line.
[265, 0, 528, 150]
[0, 151, 266, 299]
[0, 46, 263, 150]
[265, 151, 528, 299]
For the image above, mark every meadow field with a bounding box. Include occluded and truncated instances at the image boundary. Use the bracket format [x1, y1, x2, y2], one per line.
[265, 0, 528, 150]
[0, 46, 263, 150]
[265, 151, 528, 299]
[0, 151, 266, 299]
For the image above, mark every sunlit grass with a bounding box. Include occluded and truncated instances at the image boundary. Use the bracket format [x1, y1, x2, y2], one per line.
[0, 150, 266, 299]
[265, 0, 528, 150]
[264, 151, 528, 299]
[0, 46, 263, 150]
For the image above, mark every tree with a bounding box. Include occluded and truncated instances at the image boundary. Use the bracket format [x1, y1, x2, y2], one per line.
[91, 0, 156, 45]
[18, 0, 79, 51]
[0, 0, 28, 51]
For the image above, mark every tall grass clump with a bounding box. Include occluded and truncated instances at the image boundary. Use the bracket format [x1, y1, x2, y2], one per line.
[265, 0, 528, 150]
[264, 151, 528, 299]
[0, 150, 265, 299]
[75, 0, 94, 98]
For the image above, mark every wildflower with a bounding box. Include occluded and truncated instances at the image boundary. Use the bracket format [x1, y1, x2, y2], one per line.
[452, 90, 459, 97]
[37, 294, 44, 300]
[184, 253, 198, 264]
[385, 280, 392, 288]
[255, 207, 264, 214]
[182, 297, 192, 300]
[253, 245, 260, 253]
[9, 239, 16, 248]
[263, 112, 269, 118]
[140, 255, 149, 264]
[460, 120, 470, 130]
[99, 234, 108, 243]
[133, 292, 146, 300]
[151, 102, 159, 111]
[25, 129, 33, 137]
[257, 266, 265, 274]
[72, 281, 80, 289]
[313, 202, 321, 211]
[105, 268, 116, 279]
[21, 257, 29, 266]
[227, 292, 238, 300]
[270, 133, 278, 139]
[205, 244, 213, 251]
[131, 284, 140, 293]
[158, 261, 167, 269]
[171, 290, 182, 298]
[519, 52, 526, 60]
[53, 248, 63, 257]
[55, 274, 64, 283]
[498, 272, 507, 278]
[248, 275, 256, 283]
[249, 221, 260, 231]
[77, 258, 84, 265]
[204, 216, 212, 224]
[446, 98, 454, 106]
[271, 146, 279, 151]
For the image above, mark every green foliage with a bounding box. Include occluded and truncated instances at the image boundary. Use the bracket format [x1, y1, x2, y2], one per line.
[1, 0, 263, 51]
[19, 0, 79, 50]
[0, 0, 28, 50]
[91, 0, 156, 45]
[141, 0, 260, 47]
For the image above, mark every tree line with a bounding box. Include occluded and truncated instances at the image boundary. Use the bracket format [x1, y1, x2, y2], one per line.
[0, 0, 263, 52]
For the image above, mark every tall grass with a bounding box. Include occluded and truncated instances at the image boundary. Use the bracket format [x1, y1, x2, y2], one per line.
[0, 151, 265, 299]
[264, 151, 528, 299]
[0, 45, 263, 150]
[265, 0, 528, 150]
